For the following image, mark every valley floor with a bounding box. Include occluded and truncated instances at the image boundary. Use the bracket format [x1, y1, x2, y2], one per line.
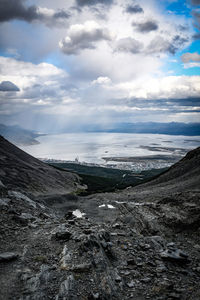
[0, 185, 200, 300]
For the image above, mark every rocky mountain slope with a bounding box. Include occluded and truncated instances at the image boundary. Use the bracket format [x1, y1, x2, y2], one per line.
[0, 139, 200, 300]
[0, 136, 84, 195]
[135, 146, 200, 192]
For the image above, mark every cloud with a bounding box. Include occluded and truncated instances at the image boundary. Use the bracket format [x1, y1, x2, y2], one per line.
[59, 21, 113, 55]
[0, 81, 20, 92]
[191, 0, 200, 5]
[183, 62, 200, 68]
[76, 0, 113, 6]
[132, 20, 158, 33]
[0, 56, 70, 112]
[114, 37, 143, 54]
[92, 76, 111, 85]
[147, 35, 189, 55]
[192, 11, 200, 32]
[0, 0, 70, 26]
[111, 76, 200, 100]
[126, 4, 144, 14]
[181, 52, 200, 62]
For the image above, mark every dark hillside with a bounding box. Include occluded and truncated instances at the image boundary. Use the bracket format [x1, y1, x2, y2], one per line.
[0, 136, 83, 195]
[135, 146, 200, 192]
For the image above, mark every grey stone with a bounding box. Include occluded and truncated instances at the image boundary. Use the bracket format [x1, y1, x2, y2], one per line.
[160, 248, 189, 263]
[55, 230, 72, 241]
[70, 263, 92, 272]
[0, 252, 19, 262]
[0, 198, 10, 207]
[56, 275, 75, 300]
[127, 280, 135, 288]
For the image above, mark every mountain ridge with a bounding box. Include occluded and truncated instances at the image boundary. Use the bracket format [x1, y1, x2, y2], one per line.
[0, 135, 84, 196]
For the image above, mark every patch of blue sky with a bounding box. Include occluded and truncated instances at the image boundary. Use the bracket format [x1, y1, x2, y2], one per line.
[165, 0, 191, 16]
[162, 53, 200, 77]
[44, 52, 71, 70]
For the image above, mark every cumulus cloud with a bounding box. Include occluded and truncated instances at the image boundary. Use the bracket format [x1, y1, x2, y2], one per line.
[76, 0, 113, 6]
[59, 21, 113, 55]
[0, 56, 71, 113]
[126, 4, 144, 14]
[181, 52, 200, 62]
[132, 20, 158, 33]
[0, 0, 70, 26]
[147, 35, 189, 55]
[114, 37, 143, 54]
[92, 76, 111, 85]
[112, 76, 200, 100]
[0, 81, 20, 92]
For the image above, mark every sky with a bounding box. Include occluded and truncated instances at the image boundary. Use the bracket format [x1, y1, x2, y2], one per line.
[0, 0, 200, 132]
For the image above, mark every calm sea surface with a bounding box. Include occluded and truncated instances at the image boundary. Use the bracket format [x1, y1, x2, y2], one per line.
[20, 133, 200, 170]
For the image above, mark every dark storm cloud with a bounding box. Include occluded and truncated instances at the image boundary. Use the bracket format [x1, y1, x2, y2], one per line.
[191, 0, 200, 5]
[0, 0, 70, 25]
[192, 11, 200, 31]
[126, 4, 144, 14]
[76, 0, 113, 6]
[132, 20, 158, 33]
[0, 81, 20, 92]
[60, 22, 112, 55]
[0, 0, 37, 23]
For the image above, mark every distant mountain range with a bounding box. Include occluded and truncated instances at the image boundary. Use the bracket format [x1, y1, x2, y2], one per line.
[85, 122, 200, 136]
[1, 122, 199, 148]
[0, 124, 44, 146]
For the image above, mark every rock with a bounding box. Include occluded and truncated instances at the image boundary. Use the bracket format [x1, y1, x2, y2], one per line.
[196, 267, 200, 272]
[139, 243, 151, 250]
[0, 180, 5, 188]
[64, 211, 74, 220]
[160, 248, 189, 263]
[81, 234, 100, 251]
[141, 277, 151, 283]
[99, 230, 110, 242]
[112, 223, 121, 229]
[56, 275, 75, 300]
[194, 244, 200, 251]
[115, 273, 122, 282]
[110, 233, 118, 237]
[55, 230, 72, 241]
[88, 293, 100, 299]
[68, 219, 75, 225]
[21, 213, 36, 221]
[0, 252, 19, 262]
[12, 215, 29, 226]
[0, 198, 10, 207]
[127, 280, 135, 288]
[168, 292, 181, 299]
[70, 263, 92, 273]
[167, 242, 176, 248]
[127, 258, 136, 265]
[156, 265, 167, 273]
[83, 229, 92, 235]
[121, 244, 128, 250]
[8, 191, 37, 208]
[60, 245, 72, 270]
